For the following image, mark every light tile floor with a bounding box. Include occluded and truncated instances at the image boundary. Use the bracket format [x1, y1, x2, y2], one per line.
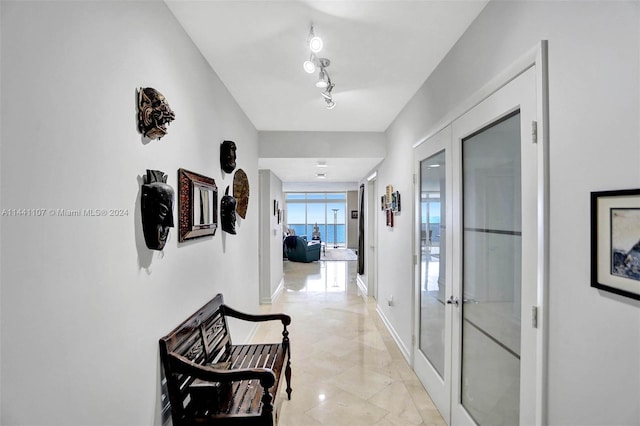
[252, 258, 446, 426]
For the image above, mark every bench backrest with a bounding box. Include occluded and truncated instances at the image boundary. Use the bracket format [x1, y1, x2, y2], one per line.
[159, 294, 232, 418]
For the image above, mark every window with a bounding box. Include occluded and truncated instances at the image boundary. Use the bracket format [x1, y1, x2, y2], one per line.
[285, 192, 347, 247]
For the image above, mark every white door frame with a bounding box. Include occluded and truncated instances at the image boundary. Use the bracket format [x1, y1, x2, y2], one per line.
[367, 173, 378, 300]
[411, 41, 549, 425]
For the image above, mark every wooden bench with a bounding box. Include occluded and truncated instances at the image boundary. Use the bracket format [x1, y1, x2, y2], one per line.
[159, 294, 292, 425]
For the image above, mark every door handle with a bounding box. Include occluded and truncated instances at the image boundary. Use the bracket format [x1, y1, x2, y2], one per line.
[446, 296, 459, 306]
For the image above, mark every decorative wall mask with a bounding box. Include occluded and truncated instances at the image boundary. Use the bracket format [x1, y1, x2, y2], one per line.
[137, 87, 175, 140]
[141, 169, 175, 250]
[220, 140, 237, 174]
[233, 169, 249, 219]
[220, 186, 237, 235]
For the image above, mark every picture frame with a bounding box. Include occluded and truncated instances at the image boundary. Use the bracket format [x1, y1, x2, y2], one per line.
[178, 168, 217, 242]
[351, 210, 358, 219]
[386, 209, 394, 227]
[591, 188, 640, 300]
[393, 191, 401, 213]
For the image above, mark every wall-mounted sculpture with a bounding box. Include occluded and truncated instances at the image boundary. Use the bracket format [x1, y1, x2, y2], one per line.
[137, 87, 175, 140]
[220, 140, 237, 174]
[141, 169, 175, 250]
[233, 169, 249, 219]
[220, 186, 237, 235]
[178, 168, 217, 242]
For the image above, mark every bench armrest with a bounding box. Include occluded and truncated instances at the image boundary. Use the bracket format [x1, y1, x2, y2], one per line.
[221, 304, 291, 326]
[168, 352, 276, 388]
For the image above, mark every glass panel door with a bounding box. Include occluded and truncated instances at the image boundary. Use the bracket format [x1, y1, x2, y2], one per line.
[419, 150, 447, 378]
[461, 112, 522, 425]
[413, 126, 452, 422]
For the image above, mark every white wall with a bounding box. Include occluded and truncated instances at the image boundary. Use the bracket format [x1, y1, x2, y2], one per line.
[1, 1, 260, 424]
[379, 1, 640, 425]
[258, 170, 284, 303]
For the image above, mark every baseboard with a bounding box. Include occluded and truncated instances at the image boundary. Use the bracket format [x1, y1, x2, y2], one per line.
[272, 278, 284, 302]
[376, 305, 411, 364]
[356, 275, 368, 297]
[261, 278, 284, 305]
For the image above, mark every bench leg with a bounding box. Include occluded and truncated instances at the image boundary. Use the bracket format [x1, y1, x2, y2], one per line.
[285, 358, 292, 400]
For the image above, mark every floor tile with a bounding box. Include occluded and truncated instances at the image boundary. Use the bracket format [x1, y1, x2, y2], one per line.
[252, 258, 446, 426]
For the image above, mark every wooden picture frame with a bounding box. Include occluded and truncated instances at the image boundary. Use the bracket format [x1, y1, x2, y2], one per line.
[591, 188, 640, 300]
[178, 168, 217, 242]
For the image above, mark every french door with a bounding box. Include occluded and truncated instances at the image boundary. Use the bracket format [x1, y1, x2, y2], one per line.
[413, 66, 542, 425]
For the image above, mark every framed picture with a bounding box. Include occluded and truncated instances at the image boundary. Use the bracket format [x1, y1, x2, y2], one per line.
[393, 191, 401, 212]
[591, 188, 640, 300]
[351, 210, 358, 219]
[381, 195, 386, 211]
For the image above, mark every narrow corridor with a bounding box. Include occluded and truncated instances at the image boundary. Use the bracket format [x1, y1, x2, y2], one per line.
[252, 258, 446, 425]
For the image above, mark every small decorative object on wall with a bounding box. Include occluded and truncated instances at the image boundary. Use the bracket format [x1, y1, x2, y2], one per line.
[392, 191, 401, 213]
[351, 210, 358, 219]
[386, 184, 394, 207]
[591, 188, 640, 300]
[178, 168, 217, 242]
[381, 185, 400, 227]
[137, 87, 175, 140]
[141, 169, 174, 250]
[220, 140, 237, 174]
[233, 169, 249, 219]
[220, 186, 237, 235]
[273, 200, 277, 216]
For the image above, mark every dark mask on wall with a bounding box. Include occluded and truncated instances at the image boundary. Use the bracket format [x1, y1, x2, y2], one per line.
[220, 186, 237, 235]
[220, 140, 237, 174]
[141, 170, 175, 250]
[137, 87, 175, 140]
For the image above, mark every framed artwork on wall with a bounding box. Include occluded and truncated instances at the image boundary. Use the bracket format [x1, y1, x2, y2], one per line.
[351, 210, 358, 219]
[591, 188, 640, 300]
[178, 168, 217, 242]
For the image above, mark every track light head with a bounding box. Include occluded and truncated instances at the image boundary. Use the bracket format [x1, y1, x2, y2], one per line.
[315, 68, 328, 88]
[303, 60, 315, 74]
[325, 98, 336, 109]
[308, 26, 323, 53]
[321, 82, 335, 99]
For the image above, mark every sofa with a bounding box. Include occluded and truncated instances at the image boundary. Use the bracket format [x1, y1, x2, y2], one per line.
[284, 235, 321, 263]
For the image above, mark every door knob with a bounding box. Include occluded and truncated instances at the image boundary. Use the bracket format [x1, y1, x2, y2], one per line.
[446, 296, 459, 306]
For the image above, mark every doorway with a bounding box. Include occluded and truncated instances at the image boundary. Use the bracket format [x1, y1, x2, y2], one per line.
[413, 65, 544, 425]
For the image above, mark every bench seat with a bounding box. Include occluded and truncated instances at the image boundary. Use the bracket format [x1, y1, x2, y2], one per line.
[160, 294, 292, 426]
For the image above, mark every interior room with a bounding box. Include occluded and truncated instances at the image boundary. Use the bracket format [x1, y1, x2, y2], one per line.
[1, 1, 639, 425]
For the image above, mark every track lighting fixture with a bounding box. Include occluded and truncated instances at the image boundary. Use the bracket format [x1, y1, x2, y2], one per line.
[303, 25, 336, 109]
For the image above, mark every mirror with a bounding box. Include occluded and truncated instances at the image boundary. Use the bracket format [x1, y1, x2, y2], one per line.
[178, 168, 217, 242]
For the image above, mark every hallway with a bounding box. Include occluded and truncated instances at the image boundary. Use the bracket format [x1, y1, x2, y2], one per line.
[252, 258, 446, 425]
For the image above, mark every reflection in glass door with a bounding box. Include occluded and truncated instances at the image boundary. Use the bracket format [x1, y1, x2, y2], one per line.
[461, 111, 522, 425]
[419, 151, 447, 378]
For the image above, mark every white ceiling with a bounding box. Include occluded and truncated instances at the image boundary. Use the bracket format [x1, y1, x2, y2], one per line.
[166, 0, 487, 183]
